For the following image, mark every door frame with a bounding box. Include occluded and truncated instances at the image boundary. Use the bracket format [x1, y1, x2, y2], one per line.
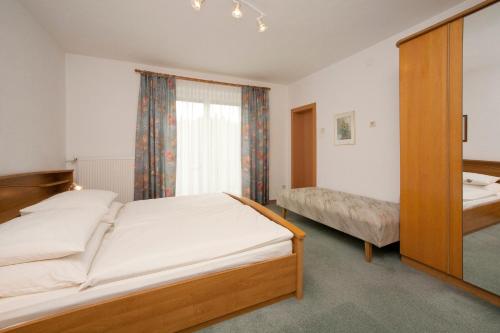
[291, 103, 317, 189]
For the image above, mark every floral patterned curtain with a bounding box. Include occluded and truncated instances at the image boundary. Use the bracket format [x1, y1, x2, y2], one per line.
[241, 86, 269, 204]
[134, 74, 176, 200]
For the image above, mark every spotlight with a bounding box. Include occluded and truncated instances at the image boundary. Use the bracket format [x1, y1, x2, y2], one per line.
[232, 1, 243, 18]
[191, 0, 205, 11]
[191, 0, 269, 32]
[257, 17, 267, 32]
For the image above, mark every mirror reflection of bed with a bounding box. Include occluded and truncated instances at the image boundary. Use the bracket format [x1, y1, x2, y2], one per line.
[462, 2, 500, 296]
[462, 161, 500, 295]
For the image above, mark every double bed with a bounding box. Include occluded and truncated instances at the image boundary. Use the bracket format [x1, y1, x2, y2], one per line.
[0, 170, 305, 332]
[463, 160, 500, 235]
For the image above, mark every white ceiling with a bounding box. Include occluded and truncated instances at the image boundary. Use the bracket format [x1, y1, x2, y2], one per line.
[21, 0, 465, 83]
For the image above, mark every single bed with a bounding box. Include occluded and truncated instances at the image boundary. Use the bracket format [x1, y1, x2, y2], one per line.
[277, 187, 399, 262]
[463, 160, 500, 235]
[0, 170, 305, 333]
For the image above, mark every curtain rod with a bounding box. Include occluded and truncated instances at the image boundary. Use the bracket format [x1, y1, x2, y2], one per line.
[134, 69, 270, 90]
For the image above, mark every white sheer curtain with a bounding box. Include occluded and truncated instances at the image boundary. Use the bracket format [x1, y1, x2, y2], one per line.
[176, 79, 242, 196]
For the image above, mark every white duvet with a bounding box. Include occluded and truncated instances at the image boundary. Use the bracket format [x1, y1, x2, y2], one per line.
[83, 193, 293, 289]
[463, 184, 497, 201]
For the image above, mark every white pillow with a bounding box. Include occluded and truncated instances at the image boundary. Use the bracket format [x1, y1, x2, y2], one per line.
[101, 202, 124, 224]
[463, 172, 500, 186]
[20, 189, 118, 215]
[0, 223, 110, 297]
[0, 207, 107, 266]
[463, 185, 497, 201]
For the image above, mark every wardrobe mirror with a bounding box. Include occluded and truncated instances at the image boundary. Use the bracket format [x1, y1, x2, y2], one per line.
[462, 2, 500, 296]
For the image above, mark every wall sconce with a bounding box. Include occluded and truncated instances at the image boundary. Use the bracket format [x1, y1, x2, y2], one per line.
[70, 182, 83, 191]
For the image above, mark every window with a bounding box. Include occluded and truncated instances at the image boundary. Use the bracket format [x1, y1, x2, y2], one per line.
[176, 80, 242, 196]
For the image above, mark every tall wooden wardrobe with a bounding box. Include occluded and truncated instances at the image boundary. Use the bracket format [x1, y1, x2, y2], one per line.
[398, 0, 500, 305]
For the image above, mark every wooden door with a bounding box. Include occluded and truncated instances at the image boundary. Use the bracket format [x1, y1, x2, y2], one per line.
[400, 25, 451, 272]
[291, 103, 316, 189]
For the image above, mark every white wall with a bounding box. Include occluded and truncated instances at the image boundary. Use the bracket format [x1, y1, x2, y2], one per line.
[288, 0, 483, 203]
[65, 54, 289, 199]
[0, 0, 66, 175]
[463, 66, 500, 161]
[462, 4, 500, 161]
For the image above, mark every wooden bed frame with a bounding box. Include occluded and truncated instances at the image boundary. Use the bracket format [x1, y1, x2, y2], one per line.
[0, 171, 305, 333]
[463, 159, 500, 235]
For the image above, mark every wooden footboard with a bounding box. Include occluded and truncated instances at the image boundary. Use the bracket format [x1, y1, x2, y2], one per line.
[0, 190, 305, 333]
[463, 201, 500, 235]
[3, 255, 298, 333]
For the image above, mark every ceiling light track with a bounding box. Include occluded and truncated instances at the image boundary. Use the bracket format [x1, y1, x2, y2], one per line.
[191, 0, 268, 32]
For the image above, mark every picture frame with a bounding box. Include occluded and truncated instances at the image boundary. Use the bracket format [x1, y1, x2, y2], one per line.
[334, 111, 356, 145]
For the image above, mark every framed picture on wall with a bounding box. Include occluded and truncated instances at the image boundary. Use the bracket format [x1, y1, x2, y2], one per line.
[334, 111, 356, 145]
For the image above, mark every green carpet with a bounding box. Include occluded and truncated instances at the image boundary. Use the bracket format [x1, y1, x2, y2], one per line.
[463, 223, 500, 295]
[200, 205, 500, 333]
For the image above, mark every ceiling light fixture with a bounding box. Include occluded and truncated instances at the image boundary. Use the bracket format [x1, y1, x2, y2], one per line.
[191, 0, 205, 11]
[190, 0, 268, 32]
[257, 16, 267, 32]
[232, 1, 243, 19]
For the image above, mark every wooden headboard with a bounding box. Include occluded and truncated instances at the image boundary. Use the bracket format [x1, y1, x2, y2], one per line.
[0, 170, 73, 223]
[463, 160, 500, 178]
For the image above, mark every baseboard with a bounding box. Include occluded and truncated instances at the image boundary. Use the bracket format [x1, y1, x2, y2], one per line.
[401, 256, 500, 307]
